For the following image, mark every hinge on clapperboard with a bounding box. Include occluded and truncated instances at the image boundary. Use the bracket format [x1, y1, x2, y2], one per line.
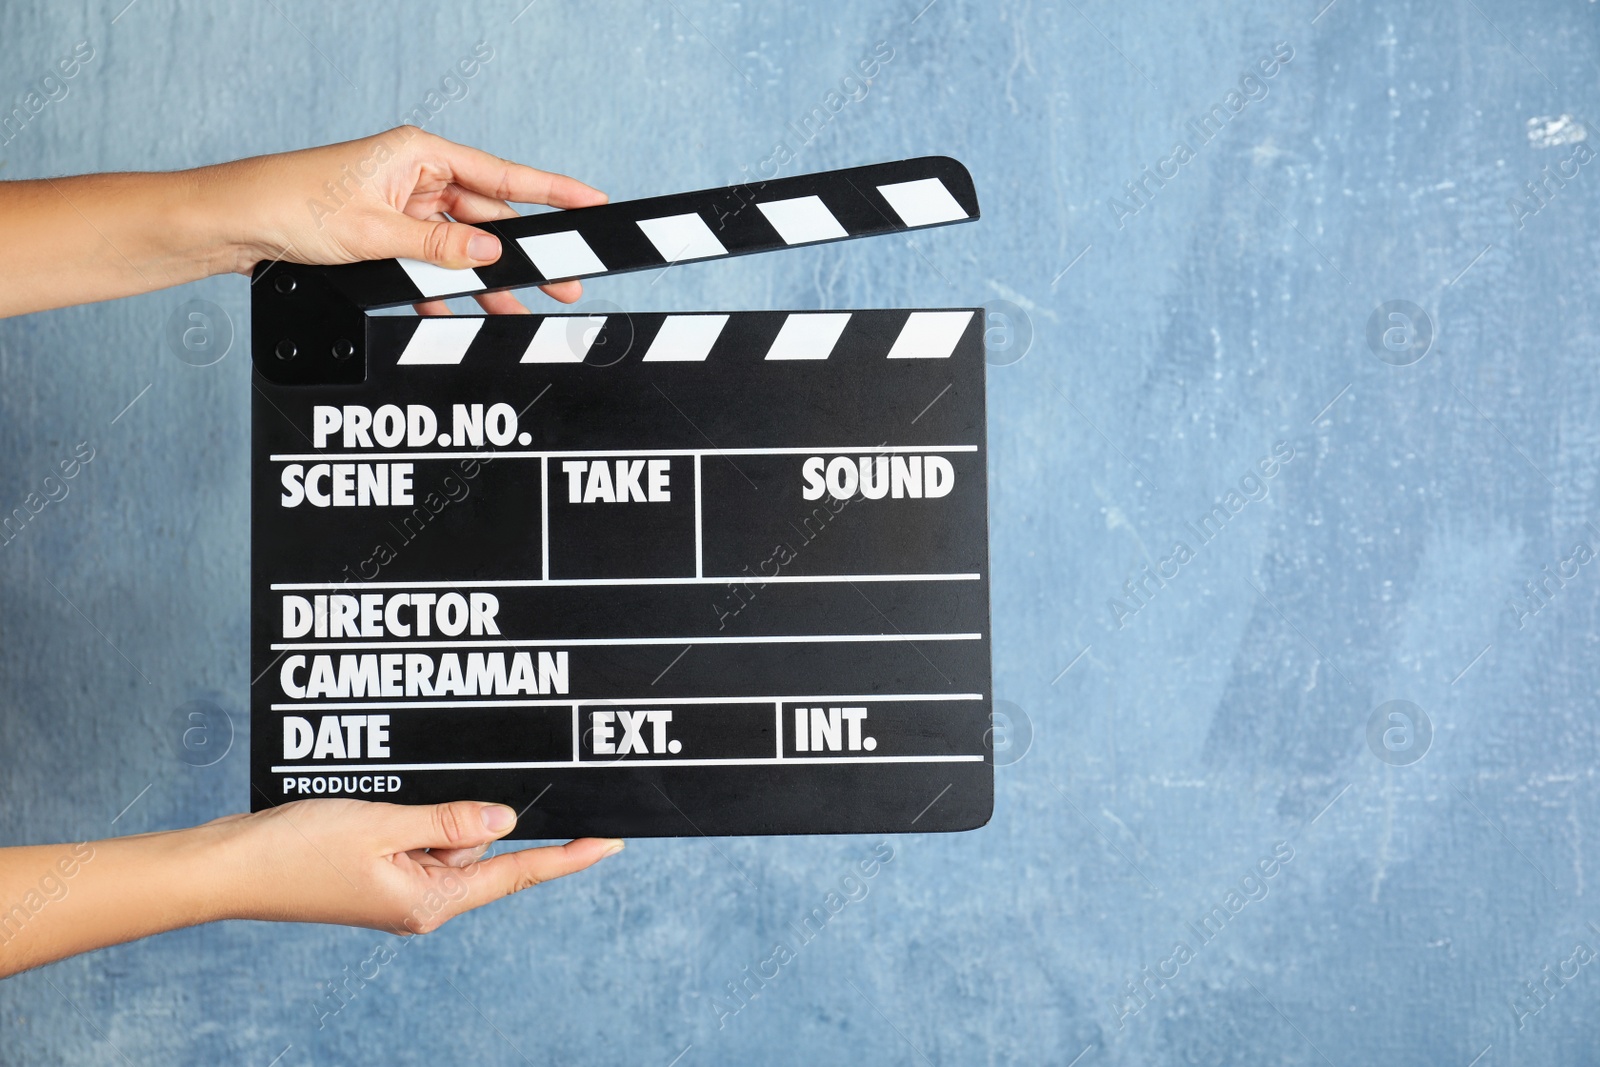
[250, 156, 979, 384]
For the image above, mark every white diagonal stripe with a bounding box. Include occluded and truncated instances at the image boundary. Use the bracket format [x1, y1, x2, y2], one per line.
[397, 258, 484, 298]
[522, 316, 607, 363]
[766, 313, 852, 360]
[643, 315, 728, 362]
[757, 195, 848, 244]
[886, 311, 974, 359]
[397, 318, 485, 365]
[517, 231, 607, 279]
[877, 178, 968, 227]
[636, 213, 728, 262]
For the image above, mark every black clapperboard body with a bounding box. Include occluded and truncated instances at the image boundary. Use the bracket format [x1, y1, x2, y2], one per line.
[250, 158, 993, 837]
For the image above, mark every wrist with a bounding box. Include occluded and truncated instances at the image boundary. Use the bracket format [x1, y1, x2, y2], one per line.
[186, 157, 282, 277]
[153, 816, 258, 925]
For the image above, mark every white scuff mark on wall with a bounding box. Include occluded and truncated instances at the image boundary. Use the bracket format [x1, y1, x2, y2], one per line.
[1571, 791, 1585, 897]
[1098, 805, 1149, 861]
[1101, 500, 1153, 564]
[1251, 138, 1287, 166]
[1372, 770, 1395, 904]
[1527, 115, 1587, 148]
[986, 278, 1059, 321]
[1002, 0, 1036, 117]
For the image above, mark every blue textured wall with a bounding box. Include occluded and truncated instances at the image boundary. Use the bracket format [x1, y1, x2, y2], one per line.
[3, 1, 1599, 1063]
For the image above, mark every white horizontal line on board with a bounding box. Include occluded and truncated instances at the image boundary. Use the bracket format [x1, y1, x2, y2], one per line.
[270, 692, 985, 711]
[272, 633, 982, 651]
[271, 572, 982, 590]
[269, 445, 980, 461]
[271, 754, 987, 772]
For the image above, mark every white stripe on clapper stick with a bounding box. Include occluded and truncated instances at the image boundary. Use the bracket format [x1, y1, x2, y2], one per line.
[887, 311, 974, 359]
[757, 195, 849, 244]
[636, 213, 729, 262]
[876, 177, 969, 227]
[396, 258, 484, 298]
[765, 313, 851, 360]
[396, 318, 483, 365]
[642, 315, 728, 361]
[517, 231, 607, 278]
[521, 316, 607, 363]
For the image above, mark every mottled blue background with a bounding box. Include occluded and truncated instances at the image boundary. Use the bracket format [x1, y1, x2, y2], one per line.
[3, 1, 1599, 1063]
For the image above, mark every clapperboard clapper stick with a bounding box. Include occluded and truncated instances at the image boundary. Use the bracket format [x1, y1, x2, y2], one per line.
[250, 156, 993, 837]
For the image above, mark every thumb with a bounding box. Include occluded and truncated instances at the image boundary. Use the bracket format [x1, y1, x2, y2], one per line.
[385, 800, 518, 853]
[380, 214, 503, 270]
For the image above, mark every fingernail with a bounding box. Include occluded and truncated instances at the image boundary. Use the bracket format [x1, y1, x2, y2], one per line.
[481, 805, 515, 832]
[601, 840, 626, 858]
[467, 233, 500, 262]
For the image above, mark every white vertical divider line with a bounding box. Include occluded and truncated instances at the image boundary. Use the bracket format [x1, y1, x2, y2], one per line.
[694, 454, 703, 578]
[541, 456, 550, 582]
[571, 705, 580, 763]
[774, 702, 783, 760]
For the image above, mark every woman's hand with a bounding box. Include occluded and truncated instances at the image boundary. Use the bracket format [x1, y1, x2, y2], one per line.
[0, 800, 623, 978]
[203, 126, 609, 314]
[210, 799, 623, 933]
[0, 127, 607, 318]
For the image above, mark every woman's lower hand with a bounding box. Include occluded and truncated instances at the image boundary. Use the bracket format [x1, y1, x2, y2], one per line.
[208, 799, 623, 933]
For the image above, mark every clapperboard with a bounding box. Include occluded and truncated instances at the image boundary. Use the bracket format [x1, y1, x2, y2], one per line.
[250, 157, 992, 837]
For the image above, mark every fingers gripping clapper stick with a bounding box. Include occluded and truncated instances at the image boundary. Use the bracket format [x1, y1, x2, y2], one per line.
[250, 156, 978, 384]
[249, 158, 993, 838]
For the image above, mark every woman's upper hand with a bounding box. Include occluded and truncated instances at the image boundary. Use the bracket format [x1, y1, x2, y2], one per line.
[0, 127, 593, 318]
[207, 126, 608, 313]
[208, 799, 623, 934]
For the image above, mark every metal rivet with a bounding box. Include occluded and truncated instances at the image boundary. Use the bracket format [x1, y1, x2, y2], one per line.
[275, 340, 298, 361]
